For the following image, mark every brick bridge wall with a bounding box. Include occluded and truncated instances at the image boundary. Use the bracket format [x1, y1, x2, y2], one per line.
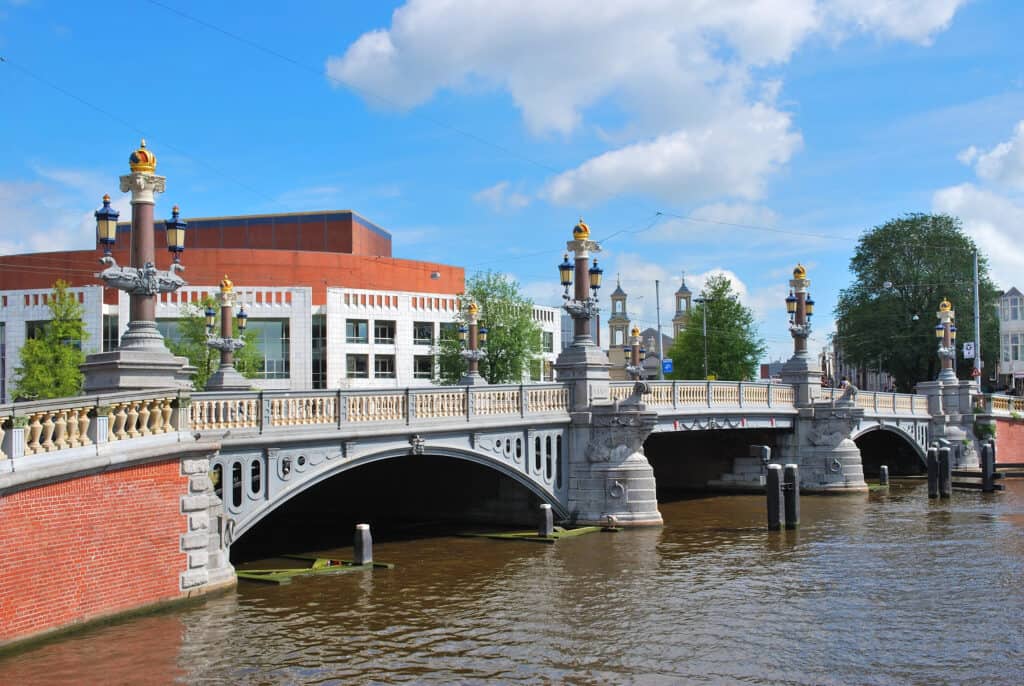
[994, 417, 1024, 461]
[0, 458, 188, 647]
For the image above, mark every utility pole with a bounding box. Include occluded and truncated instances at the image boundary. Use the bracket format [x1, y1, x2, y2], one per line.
[655, 279, 664, 380]
[696, 296, 711, 379]
[973, 250, 982, 390]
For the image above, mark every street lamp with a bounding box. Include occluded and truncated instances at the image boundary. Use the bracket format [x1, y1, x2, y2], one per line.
[787, 263, 812, 357]
[694, 296, 713, 380]
[935, 297, 957, 383]
[205, 275, 251, 391]
[559, 218, 602, 345]
[93, 140, 187, 350]
[458, 300, 488, 385]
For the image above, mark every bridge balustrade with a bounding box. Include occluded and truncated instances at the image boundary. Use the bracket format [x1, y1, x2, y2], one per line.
[975, 393, 1023, 416]
[608, 380, 796, 409]
[189, 383, 573, 433]
[818, 388, 927, 415]
[0, 390, 186, 464]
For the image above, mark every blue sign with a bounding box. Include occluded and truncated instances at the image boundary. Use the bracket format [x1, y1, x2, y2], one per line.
[661, 359, 674, 374]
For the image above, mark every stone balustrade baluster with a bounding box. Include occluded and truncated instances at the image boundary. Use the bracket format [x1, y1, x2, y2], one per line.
[52, 410, 68, 450]
[40, 412, 56, 452]
[137, 400, 151, 437]
[113, 403, 129, 440]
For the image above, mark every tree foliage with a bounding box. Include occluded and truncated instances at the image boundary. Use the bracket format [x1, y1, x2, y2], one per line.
[834, 213, 1000, 392]
[167, 296, 260, 391]
[437, 271, 543, 385]
[13, 280, 88, 400]
[665, 274, 764, 381]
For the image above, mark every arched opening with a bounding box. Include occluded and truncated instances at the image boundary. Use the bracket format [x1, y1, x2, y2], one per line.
[855, 428, 924, 476]
[645, 428, 783, 495]
[230, 454, 546, 562]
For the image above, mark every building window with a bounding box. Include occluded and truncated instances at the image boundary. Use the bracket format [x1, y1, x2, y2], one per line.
[249, 319, 290, 379]
[440, 322, 458, 341]
[156, 319, 184, 346]
[614, 329, 624, 347]
[374, 355, 396, 378]
[26, 320, 82, 350]
[103, 314, 119, 352]
[413, 321, 434, 345]
[374, 320, 396, 344]
[614, 300, 623, 313]
[312, 314, 326, 389]
[1003, 335, 1011, 362]
[346, 354, 368, 378]
[1012, 297, 1021, 321]
[414, 355, 434, 379]
[346, 319, 368, 344]
[1012, 333, 1023, 362]
[543, 331, 554, 353]
[530, 358, 542, 381]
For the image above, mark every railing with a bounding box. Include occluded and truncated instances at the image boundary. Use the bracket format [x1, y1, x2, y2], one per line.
[608, 381, 796, 409]
[975, 394, 1024, 417]
[818, 388, 928, 415]
[190, 384, 573, 432]
[1, 390, 187, 465]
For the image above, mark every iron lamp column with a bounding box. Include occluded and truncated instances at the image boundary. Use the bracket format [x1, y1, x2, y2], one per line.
[205, 275, 251, 391]
[458, 301, 488, 385]
[935, 298, 957, 383]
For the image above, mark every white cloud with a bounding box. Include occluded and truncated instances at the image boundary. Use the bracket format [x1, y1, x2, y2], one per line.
[473, 181, 531, 212]
[958, 120, 1024, 190]
[544, 105, 802, 206]
[932, 183, 1024, 290]
[327, 1, 963, 208]
[825, 0, 967, 45]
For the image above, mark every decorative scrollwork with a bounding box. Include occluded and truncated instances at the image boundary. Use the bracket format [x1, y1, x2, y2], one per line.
[409, 434, 426, 455]
[563, 297, 600, 320]
[97, 258, 185, 295]
[206, 335, 247, 353]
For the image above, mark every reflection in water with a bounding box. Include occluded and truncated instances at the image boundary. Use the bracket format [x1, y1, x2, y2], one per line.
[3, 480, 1023, 685]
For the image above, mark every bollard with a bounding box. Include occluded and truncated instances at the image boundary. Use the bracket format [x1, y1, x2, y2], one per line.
[766, 464, 783, 531]
[879, 465, 889, 486]
[538, 503, 554, 537]
[353, 523, 373, 565]
[927, 447, 939, 499]
[938, 447, 952, 498]
[981, 442, 995, 493]
[783, 464, 800, 530]
[751, 444, 771, 468]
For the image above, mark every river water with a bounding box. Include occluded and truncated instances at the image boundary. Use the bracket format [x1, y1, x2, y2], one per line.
[3, 480, 1022, 685]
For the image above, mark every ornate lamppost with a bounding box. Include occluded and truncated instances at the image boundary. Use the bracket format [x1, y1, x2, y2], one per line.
[82, 140, 194, 393]
[204, 275, 251, 391]
[624, 326, 646, 381]
[780, 263, 820, 405]
[935, 297, 958, 383]
[458, 301, 488, 385]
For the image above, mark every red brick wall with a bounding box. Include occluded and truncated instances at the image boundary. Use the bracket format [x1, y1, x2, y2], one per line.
[0, 460, 187, 646]
[995, 418, 1024, 461]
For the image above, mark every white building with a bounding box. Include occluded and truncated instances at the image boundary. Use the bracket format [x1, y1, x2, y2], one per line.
[0, 284, 562, 401]
[998, 286, 1024, 393]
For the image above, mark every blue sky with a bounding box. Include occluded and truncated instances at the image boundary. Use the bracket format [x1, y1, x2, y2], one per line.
[2, 0, 1023, 362]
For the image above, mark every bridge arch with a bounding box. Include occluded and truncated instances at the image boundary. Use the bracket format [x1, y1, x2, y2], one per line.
[852, 425, 926, 476]
[219, 443, 568, 543]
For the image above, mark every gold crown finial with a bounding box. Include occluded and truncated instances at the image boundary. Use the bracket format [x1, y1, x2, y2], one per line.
[573, 217, 590, 240]
[939, 297, 952, 312]
[793, 263, 807, 279]
[467, 301, 479, 316]
[220, 275, 234, 293]
[631, 325, 640, 337]
[102, 193, 110, 203]
[129, 139, 157, 174]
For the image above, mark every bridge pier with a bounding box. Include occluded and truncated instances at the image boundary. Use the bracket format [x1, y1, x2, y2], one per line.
[917, 379, 980, 468]
[565, 398, 662, 526]
[778, 401, 868, 494]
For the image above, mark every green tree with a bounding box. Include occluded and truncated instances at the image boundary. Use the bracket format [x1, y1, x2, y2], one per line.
[666, 274, 764, 381]
[437, 271, 544, 385]
[13, 280, 89, 399]
[167, 296, 260, 391]
[834, 213, 999, 392]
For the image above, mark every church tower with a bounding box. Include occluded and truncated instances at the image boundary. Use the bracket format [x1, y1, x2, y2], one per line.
[608, 275, 631, 349]
[672, 271, 692, 338]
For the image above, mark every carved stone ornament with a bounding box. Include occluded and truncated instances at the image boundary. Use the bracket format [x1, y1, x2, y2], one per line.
[409, 434, 426, 455]
[207, 335, 247, 353]
[806, 414, 858, 448]
[98, 259, 186, 296]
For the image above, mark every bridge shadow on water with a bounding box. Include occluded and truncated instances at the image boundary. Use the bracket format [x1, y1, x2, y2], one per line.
[229, 454, 543, 563]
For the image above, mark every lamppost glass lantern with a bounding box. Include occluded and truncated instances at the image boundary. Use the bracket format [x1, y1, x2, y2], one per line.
[164, 205, 187, 263]
[478, 326, 488, 344]
[204, 304, 217, 333]
[950, 324, 957, 340]
[588, 259, 603, 293]
[559, 253, 573, 289]
[935, 324, 945, 338]
[785, 291, 797, 317]
[95, 194, 120, 255]
[805, 295, 815, 318]
[458, 326, 468, 344]
[236, 305, 248, 331]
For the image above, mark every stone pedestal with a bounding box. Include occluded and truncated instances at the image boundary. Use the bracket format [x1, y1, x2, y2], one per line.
[206, 363, 251, 392]
[81, 344, 195, 394]
[565, 399, 662, 526]
[917, 379, 979, 468]
[781, 403, 868, 493]
[555, 342, 611, 411]
[781, 351, 822, 407]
